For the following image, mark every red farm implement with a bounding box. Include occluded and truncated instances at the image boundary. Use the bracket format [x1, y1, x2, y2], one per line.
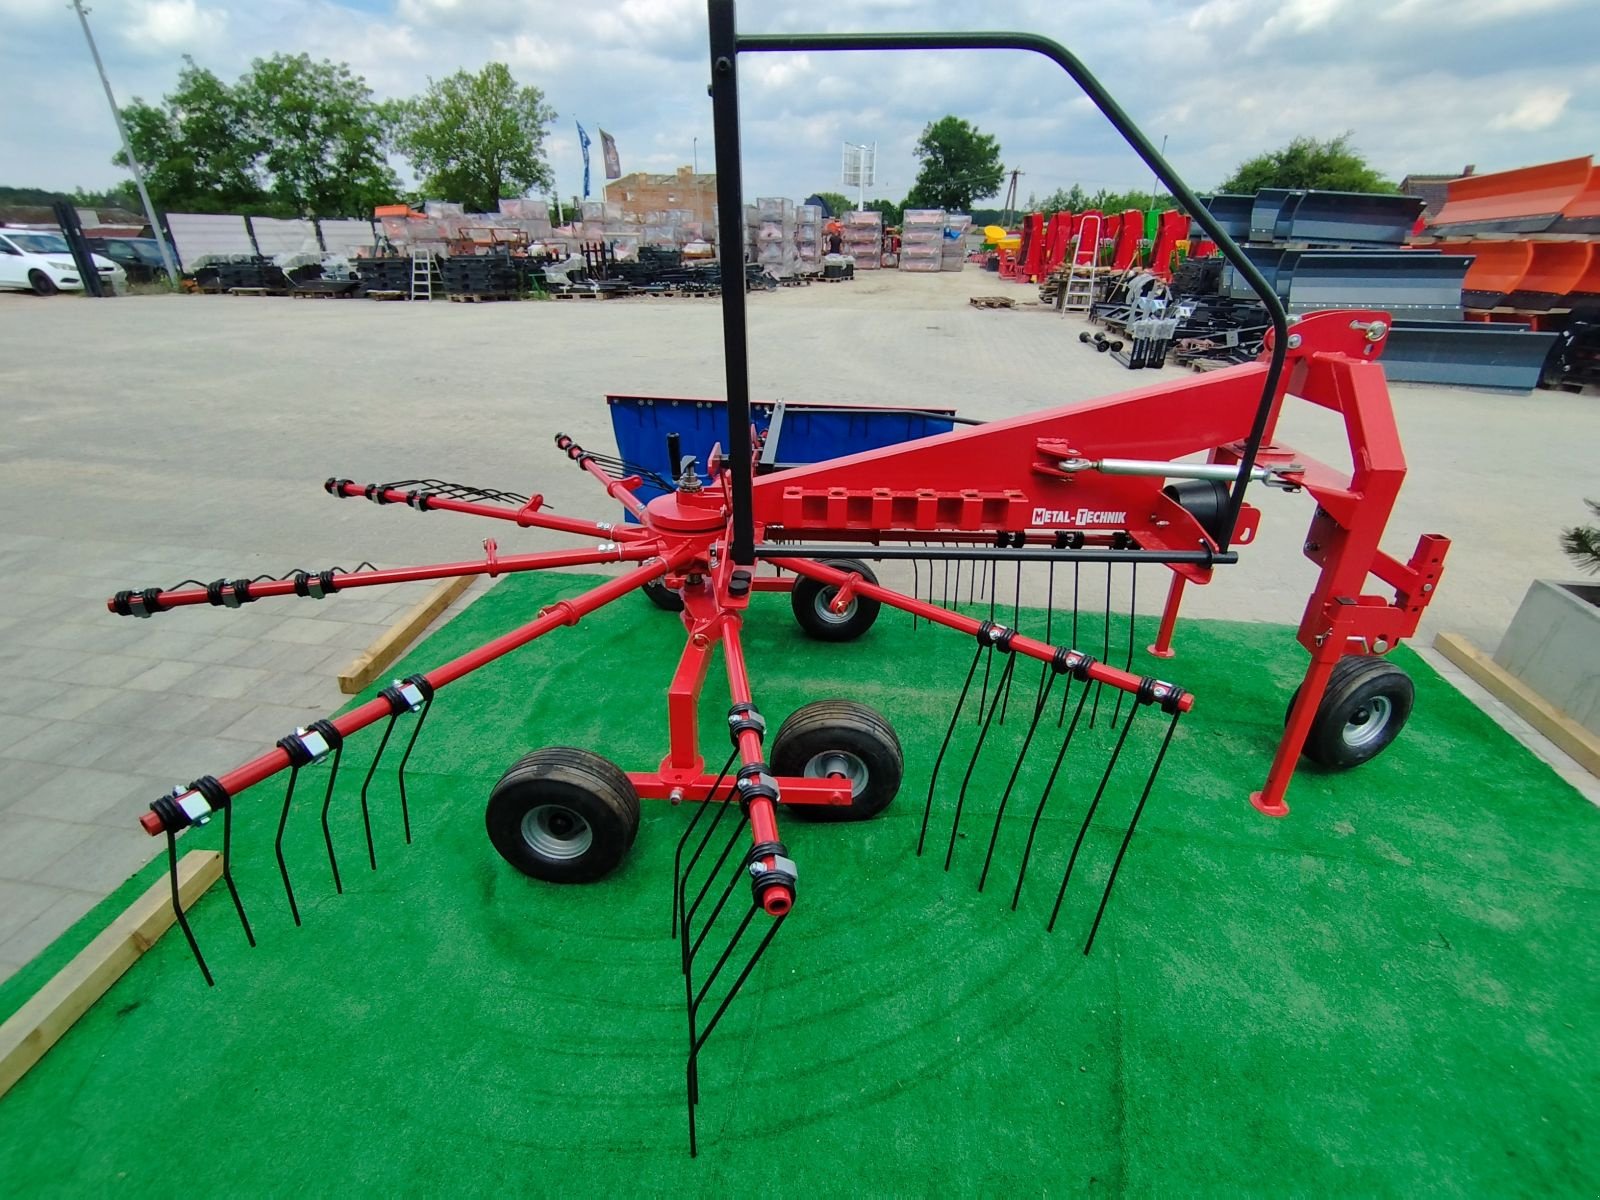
[109, 0, 1448, 1156]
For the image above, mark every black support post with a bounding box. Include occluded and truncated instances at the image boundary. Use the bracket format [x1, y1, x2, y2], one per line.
[707, 0, 756, 565]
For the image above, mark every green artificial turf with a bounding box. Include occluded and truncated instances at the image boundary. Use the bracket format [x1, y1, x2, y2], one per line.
[1, 572, 1596, 1196]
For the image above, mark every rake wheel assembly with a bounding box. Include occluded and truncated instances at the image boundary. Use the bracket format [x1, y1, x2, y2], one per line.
[105, 0, 1451, 1157]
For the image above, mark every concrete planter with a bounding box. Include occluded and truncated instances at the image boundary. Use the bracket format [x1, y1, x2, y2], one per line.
[1494, 579, 1600, 735]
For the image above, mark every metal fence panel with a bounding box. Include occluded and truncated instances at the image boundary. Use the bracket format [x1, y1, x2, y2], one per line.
[249, 217, 320, 256]
[167, 213, 254, 266]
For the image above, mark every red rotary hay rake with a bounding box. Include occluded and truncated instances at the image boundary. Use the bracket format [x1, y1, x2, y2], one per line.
[109, 1, 1448, 1155]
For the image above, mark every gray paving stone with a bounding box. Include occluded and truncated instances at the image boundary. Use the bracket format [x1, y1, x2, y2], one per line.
[0, 879, 61, 943]
[30, 684, 124, 722]
[0, 677, 71, 716]
[0, 888, 101, 968]
[0, 713, 49, 752]
[259, 616, 343, 646]
[51, 653, 158, 688]
[2, 720, 148, 771]
[4, 646, 95, 680]
[0, 815, 95, 881]
[123, 659, 206, 693]
[30, 825, 154, 894]
[186, 665, 273, 701]
[215, 702, 334, 745]
[6, 766, 162, 825]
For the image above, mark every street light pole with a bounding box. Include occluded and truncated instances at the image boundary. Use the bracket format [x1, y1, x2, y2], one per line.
[69, 0, 181, 287]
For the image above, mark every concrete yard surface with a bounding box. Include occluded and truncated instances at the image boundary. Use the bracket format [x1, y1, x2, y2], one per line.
[0, 270, 1595, 982]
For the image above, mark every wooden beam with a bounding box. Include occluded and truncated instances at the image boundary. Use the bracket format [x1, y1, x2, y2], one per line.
[337, 576, 473, 695]
[1433, 632, 1600, 778]
[0, 849, 222, 1099]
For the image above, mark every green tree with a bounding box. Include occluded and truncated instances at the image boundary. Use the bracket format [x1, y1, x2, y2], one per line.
[904, 116, 1004, 211]
[389, 64, 557, 212]
[811, 191, 851, 216]
[1035, 186, 1160, 215]
[239, 54, 397, 216]
[117, 59, 269, 213]
[864, 198, 903, 226]
[1218, 134, 1394, 194]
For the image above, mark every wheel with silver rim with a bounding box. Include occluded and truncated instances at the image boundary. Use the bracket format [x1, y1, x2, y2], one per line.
[1287, 656, 1414, 769]
[770, 699, 902, 822]
[486, 747, 639, 882]
[790, 558, 881, 642]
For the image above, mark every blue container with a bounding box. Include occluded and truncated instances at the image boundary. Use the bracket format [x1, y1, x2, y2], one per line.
[605, 393, 957, 514]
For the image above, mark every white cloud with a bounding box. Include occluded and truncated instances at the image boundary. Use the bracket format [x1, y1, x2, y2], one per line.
[1490, 86, 1572, 132]
[4, 0, 1598, 206]
[123, 0, 228, 51]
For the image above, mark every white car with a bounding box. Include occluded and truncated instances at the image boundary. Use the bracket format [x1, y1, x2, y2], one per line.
[0, 227, 126, 295]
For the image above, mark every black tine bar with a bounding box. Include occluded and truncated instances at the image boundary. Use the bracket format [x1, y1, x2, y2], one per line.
[166, 827, 214, 986]
[1111, 564, 1139, 729]
[998, 560, 1022, 726]
[671, 750, 738, 937]
[681, 808, 752, 969]
[918, 641, 984, 856]
[910, 556, 920, 629]
[1016, 680, 1093, 910]
[1083, 707, 1181, 955]
[978, 667, 1056, 892]
[394, 692, 435, 844]
[945, 652, 1016, 871]
[1048, 703, 1143, 932]
[274, 763, 304, 926]
[318, 742, 346, 895]
[356, 712, 400, 872]
[219, 794, 255, 947]
[1090, 564, 1112, 729]
[1059, 565, 1082, 726]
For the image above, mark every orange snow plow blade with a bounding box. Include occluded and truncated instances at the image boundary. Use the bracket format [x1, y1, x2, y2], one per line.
[1431, 156, 1592, 235]
[1507, 241, 1594, 308]
[1556, 164, 1600, 234]
[1436, 239, 1533, 307]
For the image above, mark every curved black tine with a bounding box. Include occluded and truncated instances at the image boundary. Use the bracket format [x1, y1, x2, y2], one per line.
[1017, 680, 1092, 910]
[1048, 701, 1142, 932]
[1084, 706, 1180, 955]
[686, 813, 753, 962]
[918, 641, 984, 856]
[1060, 565, 1082, 726]
[979, 667, 1056, 892]
[220, 800, 255, 947]
[1090, 564, 1112, 729]
[167, 827, 214, 986]
[942, 549, 951, 609]
[318, 743, 346, 894]
[978, 566, 999, 722]
[672, 750, 737, 937]
[394, 692, 435, 844]
[682, 809, 750, 957]
[1111, 564, 1139, 729]
[357, 712, 401, 871]
[275, 764, 303, 926]
[998, 560, 1023, 726]
[945, 652, 1016, 872]
[910, 556, 920, 629]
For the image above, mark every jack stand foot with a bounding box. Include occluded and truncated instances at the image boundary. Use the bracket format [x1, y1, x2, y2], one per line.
[1146, 643, 1176, 659]
[1250, 790, 1289, 818]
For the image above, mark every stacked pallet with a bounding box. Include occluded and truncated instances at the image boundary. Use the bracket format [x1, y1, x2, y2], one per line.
[900, 209, 944, 272]
[942, 213, 971, 272]
[842, 209, 882, 269]
[796, 204, 822, 265]
[754, 198, 798, 277]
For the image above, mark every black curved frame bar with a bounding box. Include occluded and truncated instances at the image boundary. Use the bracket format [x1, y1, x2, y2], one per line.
[706, 0, 1290, 566]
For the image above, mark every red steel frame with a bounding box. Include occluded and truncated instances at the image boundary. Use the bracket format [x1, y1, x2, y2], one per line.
[125, 306, 1446, 897]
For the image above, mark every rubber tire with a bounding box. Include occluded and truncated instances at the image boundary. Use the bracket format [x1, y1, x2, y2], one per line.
[790, 558, 881, 642]
[1288, 657, 1415, 769]
[770, 700, 903, 822]
[642, 579, 685, 612]
[485, 747, 640, 883]
[1095, 339, 1111, 352]
[1078, 331, 1092, 344]
[29, 270, 58, 297]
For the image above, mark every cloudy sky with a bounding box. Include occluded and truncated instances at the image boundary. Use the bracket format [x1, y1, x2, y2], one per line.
[4, 0, 1597, 208]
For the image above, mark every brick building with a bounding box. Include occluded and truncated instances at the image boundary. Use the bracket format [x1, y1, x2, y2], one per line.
[605, 166, 717, 226]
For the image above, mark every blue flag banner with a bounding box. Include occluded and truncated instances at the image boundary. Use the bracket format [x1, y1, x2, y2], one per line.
[576, 122, 591, 199]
